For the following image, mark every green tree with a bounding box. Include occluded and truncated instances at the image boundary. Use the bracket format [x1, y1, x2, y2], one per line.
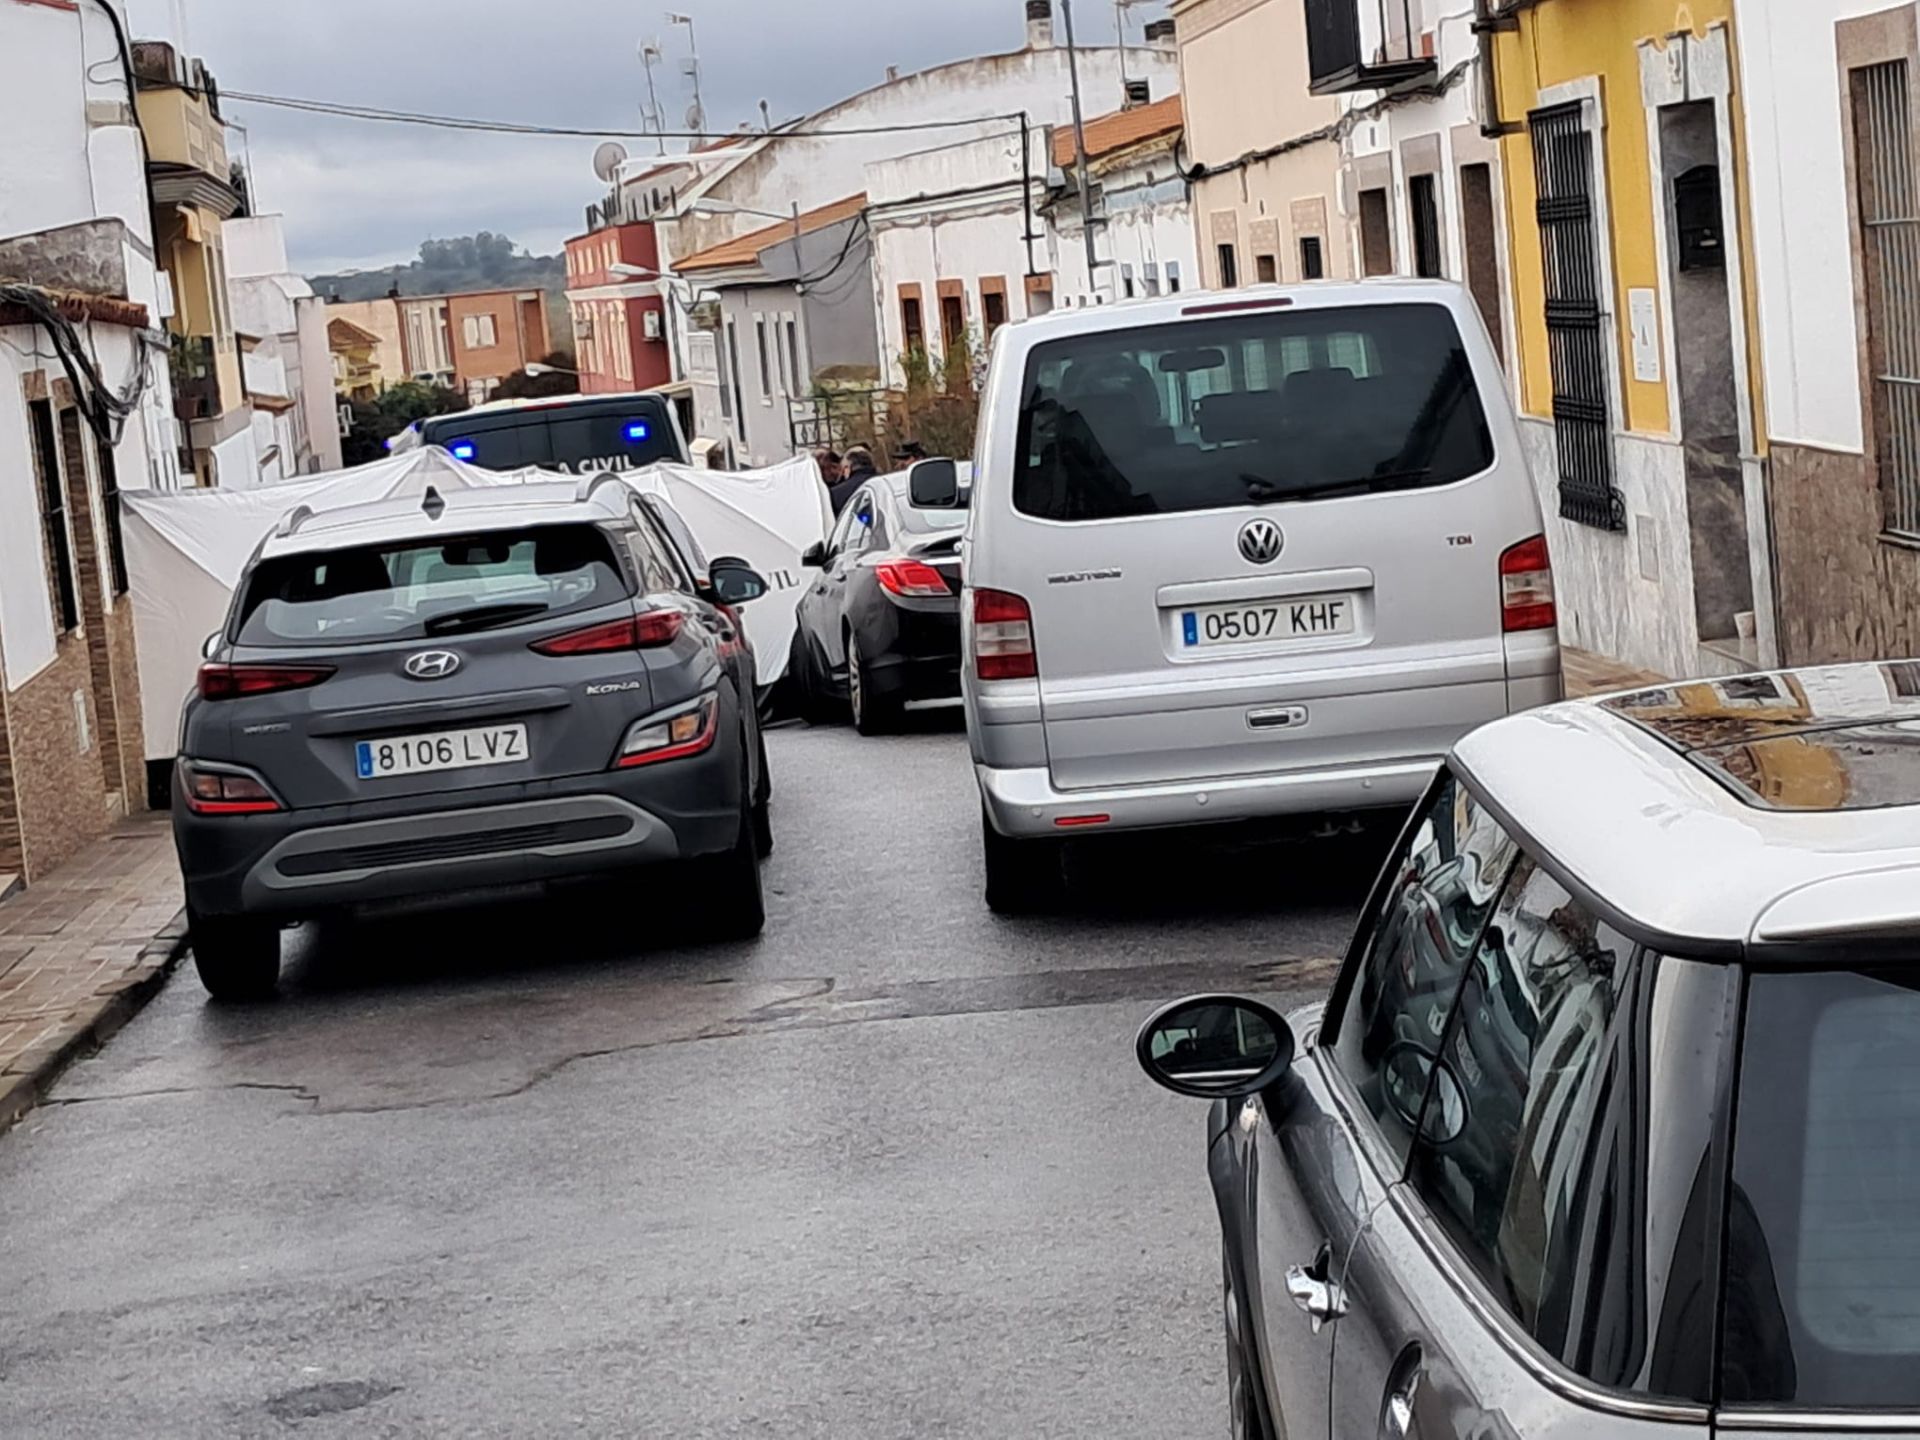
[340, 381, 468, 467]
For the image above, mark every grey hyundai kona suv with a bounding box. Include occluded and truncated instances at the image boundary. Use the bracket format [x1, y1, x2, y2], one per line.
[172, 476, 772, 1000]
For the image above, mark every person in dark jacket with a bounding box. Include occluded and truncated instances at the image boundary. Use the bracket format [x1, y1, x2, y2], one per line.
[830, 445, 878, 515]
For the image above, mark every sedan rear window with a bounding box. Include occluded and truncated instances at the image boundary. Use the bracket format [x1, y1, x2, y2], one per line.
[236, 525, 627, 646]
[1726, 968, 1920, 1407]
[1012, 303, 1493, 522]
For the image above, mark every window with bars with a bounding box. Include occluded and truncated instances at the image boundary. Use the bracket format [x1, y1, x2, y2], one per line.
[1852, 59, 1920, 541]
[28, 399, 79, 632]
[1530, 102, 1624, 532]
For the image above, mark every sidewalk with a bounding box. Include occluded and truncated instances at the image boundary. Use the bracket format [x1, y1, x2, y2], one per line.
[1565, 646, 1668, 698]
[0, 814, 186, 1129]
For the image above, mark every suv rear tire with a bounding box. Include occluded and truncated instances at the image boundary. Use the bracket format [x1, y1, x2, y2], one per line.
[701, 776, 766, 940]
[190, 914, 281, 1001]
[982, 807, 1066, 914]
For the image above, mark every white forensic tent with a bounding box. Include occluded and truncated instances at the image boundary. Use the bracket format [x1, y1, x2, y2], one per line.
[121, 448, 832, 762]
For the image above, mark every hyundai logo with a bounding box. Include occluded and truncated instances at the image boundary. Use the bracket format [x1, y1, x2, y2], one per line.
[403, 650, 463, 680]
[1238, 518, 1285, 566]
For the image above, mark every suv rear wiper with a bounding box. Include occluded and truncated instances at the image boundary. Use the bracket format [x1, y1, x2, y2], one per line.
[423, 601, 551, 636]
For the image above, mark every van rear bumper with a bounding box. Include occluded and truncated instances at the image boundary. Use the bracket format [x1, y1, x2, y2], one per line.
[976, 756, 1440, 839]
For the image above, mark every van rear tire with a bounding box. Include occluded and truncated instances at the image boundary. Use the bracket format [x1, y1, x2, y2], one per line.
[982, 807, 1065, 914]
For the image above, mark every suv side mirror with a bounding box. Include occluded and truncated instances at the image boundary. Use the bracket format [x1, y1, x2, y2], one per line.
[1136, 995, 1296, 1100]
[801, 541, 828, 568]
[908, 457, 962, 510]
[202, 631, 222, 660]
[707, 556, 769, 606]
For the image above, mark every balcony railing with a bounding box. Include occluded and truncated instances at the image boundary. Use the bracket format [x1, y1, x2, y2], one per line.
[1304, 0, 1437, 95]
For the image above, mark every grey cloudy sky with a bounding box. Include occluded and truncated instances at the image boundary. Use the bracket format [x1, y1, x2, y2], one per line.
[133, 0, 1162, 275]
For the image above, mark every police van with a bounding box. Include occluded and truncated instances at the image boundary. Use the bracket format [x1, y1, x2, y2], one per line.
[390, 391, 690, 474]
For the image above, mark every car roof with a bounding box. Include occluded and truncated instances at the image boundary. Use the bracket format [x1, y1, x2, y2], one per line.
[259, 479, 633, 559]
[1453, 662, 1920, 954]
[1003, 278, 1473, 346]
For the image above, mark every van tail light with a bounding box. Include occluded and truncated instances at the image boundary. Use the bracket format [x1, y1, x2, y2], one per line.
[197, 663, 334, 701]
[532, 610, 684, 655]
[179, 760, 282, 816]
[875, 559, 951, 598]
[1499, 536, 1557, 634]
[614, 694, 718, 768]
[973, 588, 1037, 681]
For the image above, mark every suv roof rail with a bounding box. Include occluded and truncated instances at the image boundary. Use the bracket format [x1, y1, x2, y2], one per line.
[274, 504, 316, 539]
[574, 472, 630, 507]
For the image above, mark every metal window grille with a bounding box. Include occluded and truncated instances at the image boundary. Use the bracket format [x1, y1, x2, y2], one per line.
[28, 400, 79, 631]
[1530, 103, 1624, 532]
[1853, 60, 1920, 540]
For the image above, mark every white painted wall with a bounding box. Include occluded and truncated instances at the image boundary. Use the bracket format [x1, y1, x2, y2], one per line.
[1051, 150, 1198, 306]
[0, 334, 61, 689]
[1735, 0, 1892, 453]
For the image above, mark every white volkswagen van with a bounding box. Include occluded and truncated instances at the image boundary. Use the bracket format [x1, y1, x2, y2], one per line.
[933, 281, 1560, 911]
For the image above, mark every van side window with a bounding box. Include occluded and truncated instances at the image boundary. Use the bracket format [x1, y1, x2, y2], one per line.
[1328, 772, 1518, 1163]
[1406, 859, 1646, 1383]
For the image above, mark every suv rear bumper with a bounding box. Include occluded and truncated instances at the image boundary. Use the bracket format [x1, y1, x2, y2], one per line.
[175, 734, 742, 920]
[976, 756, 1439, 839]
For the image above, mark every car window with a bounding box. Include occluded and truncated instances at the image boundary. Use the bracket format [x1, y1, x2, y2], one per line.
[236, 525, 628, 646]
[625, 514, 688, 595]
[1011, 302, 1493, 522]
[1723, 967, 1920, 1408]
[826, 501, 861, 559]
[1405, 858, 1640, 1365]
[842, 489, 878, 557]
[1328, 771, 1519, 1163]
[640, 497, 710, 585]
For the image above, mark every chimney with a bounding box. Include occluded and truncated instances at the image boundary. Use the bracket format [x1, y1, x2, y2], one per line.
[885, 64, 900, 83]
[1026, 0, 1054, 49]
[1144, 17, 1177, 49]
[1124, 79, 1152, 108]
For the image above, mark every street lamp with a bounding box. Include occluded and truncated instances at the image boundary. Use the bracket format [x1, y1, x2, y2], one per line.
[686, 197, 805, 257]
[524, 362, 578, 377]
[609, 262, 667, 280]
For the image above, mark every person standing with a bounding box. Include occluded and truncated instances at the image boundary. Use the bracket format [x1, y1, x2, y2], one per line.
[830, 445, 878, 515]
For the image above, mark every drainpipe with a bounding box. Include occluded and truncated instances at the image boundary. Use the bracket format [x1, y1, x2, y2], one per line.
[1472, 0, 1540, 139]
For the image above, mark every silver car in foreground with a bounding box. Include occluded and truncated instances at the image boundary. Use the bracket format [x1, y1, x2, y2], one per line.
[935, 280, 1559, 911]
[1140, 662, 1920, 1438]
[173, 478, 772, 999]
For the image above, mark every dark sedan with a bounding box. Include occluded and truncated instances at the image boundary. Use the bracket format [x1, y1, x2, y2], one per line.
[789, 471, 964, 735]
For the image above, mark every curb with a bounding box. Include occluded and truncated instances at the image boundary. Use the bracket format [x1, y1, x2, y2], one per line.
[0, 908, 192, 1134]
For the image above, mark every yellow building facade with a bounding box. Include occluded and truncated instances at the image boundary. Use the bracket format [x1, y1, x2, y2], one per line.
[1484, 0, 1775, 679]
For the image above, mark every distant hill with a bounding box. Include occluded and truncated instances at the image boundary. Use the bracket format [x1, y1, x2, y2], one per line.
[311, 233, 571, 357]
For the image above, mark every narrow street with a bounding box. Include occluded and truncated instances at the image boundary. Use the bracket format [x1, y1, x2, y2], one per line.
[0, 721, 1369, 1438]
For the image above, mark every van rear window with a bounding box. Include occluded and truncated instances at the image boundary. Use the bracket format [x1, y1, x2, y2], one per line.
[1011, 303, 1494, 522]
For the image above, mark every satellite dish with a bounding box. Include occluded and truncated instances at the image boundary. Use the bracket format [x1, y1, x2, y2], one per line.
[593, 141, 629, 183]
[685, 103, 706, 134]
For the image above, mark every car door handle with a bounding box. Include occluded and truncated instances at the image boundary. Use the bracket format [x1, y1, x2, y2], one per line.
[1285, 1260, 1348, 1334]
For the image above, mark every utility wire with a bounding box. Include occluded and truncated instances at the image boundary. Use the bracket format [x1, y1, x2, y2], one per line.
[208, 87, 1027, 144]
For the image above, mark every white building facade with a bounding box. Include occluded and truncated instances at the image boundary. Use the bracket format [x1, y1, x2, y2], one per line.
[0, 0, 181, 880]
[224, 214, 344, 484]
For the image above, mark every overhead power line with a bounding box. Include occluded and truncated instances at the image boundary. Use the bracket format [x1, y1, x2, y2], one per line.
[213, 88, 1028, 143]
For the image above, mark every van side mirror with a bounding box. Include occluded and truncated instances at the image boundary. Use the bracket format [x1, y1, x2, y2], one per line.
[908, 457, 962, 510]
[1136, 995, 1296, 1100]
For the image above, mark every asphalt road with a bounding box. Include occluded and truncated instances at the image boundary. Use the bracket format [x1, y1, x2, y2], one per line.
[0, 716, 1381, 1439]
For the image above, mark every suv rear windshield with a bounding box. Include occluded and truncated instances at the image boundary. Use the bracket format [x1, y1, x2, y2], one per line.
[426, 402, 679, 473]
[236, 524, 628, 647]
[1012, 303, 1493, 522]
[1726, 967, 1920, 1407]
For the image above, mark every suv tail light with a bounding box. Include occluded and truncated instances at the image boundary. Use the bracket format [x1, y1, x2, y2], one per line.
[973, 588, 1037, 681]
[875, 559, 951, 598]
[197, 663, 334, 701]
[615, 693, 718, 768]
[1499, 536, 1557, 634]
[532, 610, 684, 655]
[179, 760, 282, 815]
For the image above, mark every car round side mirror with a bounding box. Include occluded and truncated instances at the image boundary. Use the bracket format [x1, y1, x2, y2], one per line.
[708, 558, 769, 606]
[1136, 994, 1295, 1099]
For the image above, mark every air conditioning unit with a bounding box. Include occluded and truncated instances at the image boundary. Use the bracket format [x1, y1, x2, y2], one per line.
[643, 310, 664, 341]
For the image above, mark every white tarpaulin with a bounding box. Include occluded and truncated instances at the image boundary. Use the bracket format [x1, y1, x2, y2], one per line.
[122, 448, 832, 761]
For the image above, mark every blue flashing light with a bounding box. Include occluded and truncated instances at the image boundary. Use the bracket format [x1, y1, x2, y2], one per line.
[449, 441, 477, 461]
[624, 421, 651, 444]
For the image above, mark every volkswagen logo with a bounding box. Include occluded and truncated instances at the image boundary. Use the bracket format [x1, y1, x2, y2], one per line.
[1238, 518, 1285, 566]
[403, 650, 463, 680]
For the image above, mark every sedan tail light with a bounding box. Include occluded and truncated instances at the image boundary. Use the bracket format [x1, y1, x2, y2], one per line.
[197, 663, 334, 701]
[615, 693, 718, 768]
[972, 588, 1037, 681]
[532, 610, 684, 655]
[875, 559, 951, 598]
[179, 759, 282, 815]
[1499, 536, 1557, 634]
